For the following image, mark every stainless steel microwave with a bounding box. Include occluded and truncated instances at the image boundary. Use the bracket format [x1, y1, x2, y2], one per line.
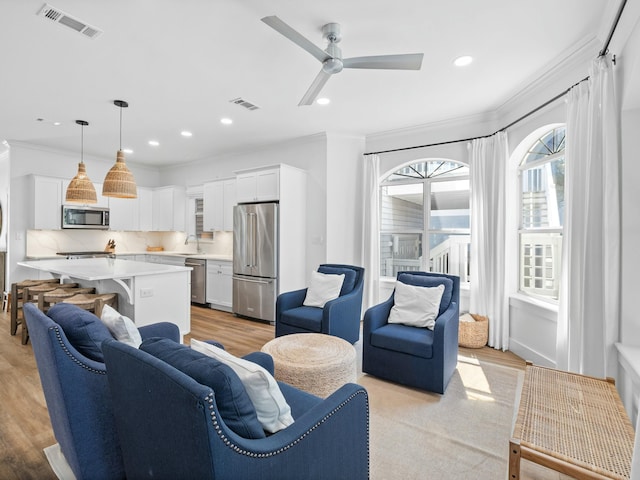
[61, 205, 110, 230]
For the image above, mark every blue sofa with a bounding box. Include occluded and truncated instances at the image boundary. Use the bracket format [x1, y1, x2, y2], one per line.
[23, 302, 180, 480]
[102, 337, 370, 480]
[275, 264, 365, 344]
[362, 271, 460, 394]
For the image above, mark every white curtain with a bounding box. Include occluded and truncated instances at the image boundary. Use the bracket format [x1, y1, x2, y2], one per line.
[469, 132, 510, 350]
[362, 154, 380, 309]
[556, 55, 620, 378]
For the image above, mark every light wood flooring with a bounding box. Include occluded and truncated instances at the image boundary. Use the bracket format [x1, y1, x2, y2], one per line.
[0, 305, 525, 479]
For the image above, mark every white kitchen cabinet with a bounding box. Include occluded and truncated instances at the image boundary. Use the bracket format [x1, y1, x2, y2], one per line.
[235, 168, 279, 203]
[138, 187, 153, 231]
[32, 176, 63, 230]
[233, 164, 307, 294]
[203, 178, 236, 231]
[109, 196, 140, 231]
[145, 255, 186, 266]
[152, 186, 186, 231]
[206, 260, 233, 311]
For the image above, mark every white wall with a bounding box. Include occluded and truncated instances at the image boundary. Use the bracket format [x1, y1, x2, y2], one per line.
[620, 107, 640, 345]
[325, 133, 365, 266]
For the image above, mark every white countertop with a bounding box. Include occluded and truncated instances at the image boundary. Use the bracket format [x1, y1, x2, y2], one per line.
[19, 258, 192, 281]
[25, 252, 233, 261]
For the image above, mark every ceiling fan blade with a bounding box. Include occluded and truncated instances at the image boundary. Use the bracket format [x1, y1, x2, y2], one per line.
[343, 53, 424, 70]
[261, 16, 331, 63]
[298, 69, 332, 106]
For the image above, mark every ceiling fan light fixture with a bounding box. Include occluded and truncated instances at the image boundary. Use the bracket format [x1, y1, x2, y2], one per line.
[103, 100, 137, 199]
[65, 120, 97, 204]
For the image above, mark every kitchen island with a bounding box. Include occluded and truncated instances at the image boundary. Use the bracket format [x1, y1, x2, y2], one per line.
[18, 258, 192, 335]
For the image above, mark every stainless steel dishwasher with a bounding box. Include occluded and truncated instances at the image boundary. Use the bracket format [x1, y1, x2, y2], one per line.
[185, 258, 207, 305]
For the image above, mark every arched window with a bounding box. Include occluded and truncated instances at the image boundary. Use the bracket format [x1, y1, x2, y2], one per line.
[380, 159, 470, 281]
[518, 126, 565, 300]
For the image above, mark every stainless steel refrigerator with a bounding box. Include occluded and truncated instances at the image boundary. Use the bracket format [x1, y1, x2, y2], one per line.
[232, 202, 279, 322]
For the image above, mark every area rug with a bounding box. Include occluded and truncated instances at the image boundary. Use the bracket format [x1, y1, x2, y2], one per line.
[358, 355, 568, 479]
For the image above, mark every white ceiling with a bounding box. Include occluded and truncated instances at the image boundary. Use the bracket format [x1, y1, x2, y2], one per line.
[0, 1, 614, 167]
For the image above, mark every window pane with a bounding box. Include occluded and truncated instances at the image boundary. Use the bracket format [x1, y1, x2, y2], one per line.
[380, 232, 423, 277]
[523, 127, 565, 165]
[385, 160, 469, 183]
[380, 183, 424, 277]
[381, 183, 424, 231]
[519, 232, 562, 299]
[428, 233, 470, 282]
[430, 179, 470, 229]
[521, 155, 564, 228]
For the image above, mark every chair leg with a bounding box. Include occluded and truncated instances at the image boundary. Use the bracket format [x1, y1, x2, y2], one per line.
[10, 283, 19, 336]
[21, 320, 29, 345]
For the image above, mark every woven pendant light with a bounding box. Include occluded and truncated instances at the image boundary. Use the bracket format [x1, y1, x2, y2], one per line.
[65, 120, 97, 204]
[103, 100, 137, 198]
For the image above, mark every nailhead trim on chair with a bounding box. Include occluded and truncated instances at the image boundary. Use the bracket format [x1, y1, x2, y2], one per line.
[52, 326, 106, 375]
[206, 389, 370, 463]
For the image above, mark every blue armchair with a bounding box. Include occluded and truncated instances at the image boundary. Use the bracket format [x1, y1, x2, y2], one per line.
[23, 302, 180, 480]
[276, 264, 365, 344]
[362, 271, 460, 394]
[102, 338, 370, 480]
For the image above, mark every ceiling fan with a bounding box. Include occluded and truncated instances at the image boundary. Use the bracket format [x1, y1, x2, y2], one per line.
[261, 16, 424, 106]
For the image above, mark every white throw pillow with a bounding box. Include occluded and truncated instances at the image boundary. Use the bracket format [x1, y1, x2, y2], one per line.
[388, 281, 445, 330]
[190, 338, 294, 433]
[100, 304, 142, 348]
[302, 270, 345, 308]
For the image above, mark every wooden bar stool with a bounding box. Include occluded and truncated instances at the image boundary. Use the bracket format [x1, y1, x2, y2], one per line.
[62, 293, 119, 318]
[10, 279, 60, 336]
[38, 287, 96, 312]
[20, 283, 79, 345]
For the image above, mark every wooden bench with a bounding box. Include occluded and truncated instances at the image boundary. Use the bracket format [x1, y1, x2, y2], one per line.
[510, 362, 635, 479]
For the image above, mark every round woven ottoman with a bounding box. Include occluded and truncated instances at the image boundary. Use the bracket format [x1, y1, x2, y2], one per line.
[261, 333, 357, 398]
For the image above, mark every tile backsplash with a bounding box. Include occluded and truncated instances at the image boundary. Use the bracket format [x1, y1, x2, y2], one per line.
[26, 229, 233, 258]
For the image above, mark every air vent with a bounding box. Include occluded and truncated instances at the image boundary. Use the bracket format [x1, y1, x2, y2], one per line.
[229, 97, 260, 111]
[37, 3, 103, 39]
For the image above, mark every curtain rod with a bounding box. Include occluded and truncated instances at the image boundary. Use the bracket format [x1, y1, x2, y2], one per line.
[363, 0, 626, 157]
[600, 0, 627, 57]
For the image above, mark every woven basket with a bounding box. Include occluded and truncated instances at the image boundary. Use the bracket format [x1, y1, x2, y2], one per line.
[459, 314, 488, 348]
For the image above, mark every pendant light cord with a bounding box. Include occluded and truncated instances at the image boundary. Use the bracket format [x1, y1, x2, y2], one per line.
[81, 123, 84, 163]
[119, 105, 123, 151]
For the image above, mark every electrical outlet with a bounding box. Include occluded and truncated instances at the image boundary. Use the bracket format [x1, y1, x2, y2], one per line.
[140, 287, 153, 298]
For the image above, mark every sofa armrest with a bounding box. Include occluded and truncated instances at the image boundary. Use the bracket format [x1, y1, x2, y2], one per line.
[229, 383, 370, 478]
[322, 291, 362, 335]
[433, 302, 459, 341]
[139, 322, 180, 342]
[363, 296, 394, 336]
[242, 351, 274, 375]
[276, 288, 307, 312]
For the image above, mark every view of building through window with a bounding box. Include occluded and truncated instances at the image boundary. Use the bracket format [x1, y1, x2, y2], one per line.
[380, 160, 470, 281]
[518, 126, 565, 300]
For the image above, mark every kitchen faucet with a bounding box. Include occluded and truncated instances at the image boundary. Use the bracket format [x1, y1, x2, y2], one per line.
[184, 234, 202, 253]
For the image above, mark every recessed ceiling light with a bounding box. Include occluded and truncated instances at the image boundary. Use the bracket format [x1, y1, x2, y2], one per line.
[123, 148, 134, 154]
[220, 118, 233, 125]
[181, 131, 193, 137]
[148, 140, 159, 146]
[454, 55, 473, 67]
[53, 121, 62, 126]
[316, 98, 330, 105]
